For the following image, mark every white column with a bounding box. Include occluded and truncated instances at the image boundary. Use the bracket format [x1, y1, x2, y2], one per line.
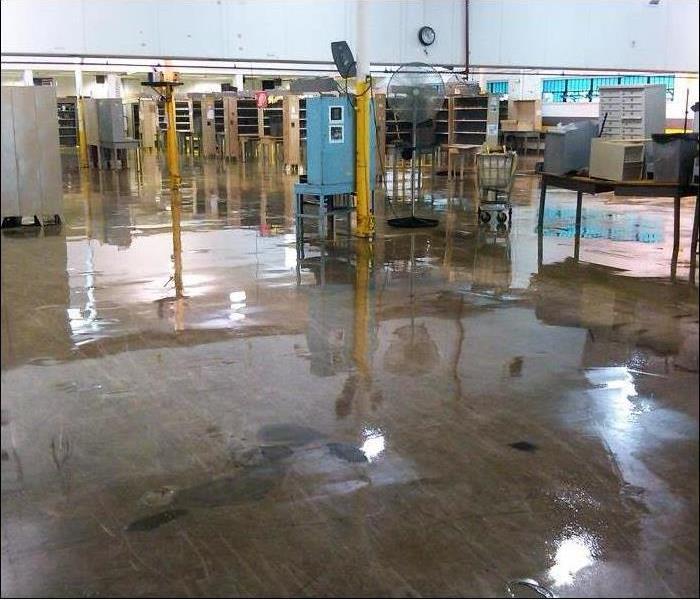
[356, 0, 369, 80]
[74, 69, 83, 97]
[22, 69, 33, 86]
[234, 73, 244, 91]
[106, 73, 121, 97]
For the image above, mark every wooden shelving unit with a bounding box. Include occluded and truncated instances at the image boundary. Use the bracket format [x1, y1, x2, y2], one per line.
[283, 95, 310, 169]
[263, 100, 283, 138]
[299, 98, 307, 142]
[448, 93, 499, 148]
[236, 99, 259, 137]
[157, 99, 193, 132]
[56, 97, 78, 147]
[435, 97, 449, 146]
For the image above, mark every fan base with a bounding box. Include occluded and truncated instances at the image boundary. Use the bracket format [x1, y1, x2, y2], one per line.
[387, 216, 439, 229]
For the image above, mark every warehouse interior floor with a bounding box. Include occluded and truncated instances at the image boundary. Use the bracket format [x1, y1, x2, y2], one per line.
[1, 153, 698, 597]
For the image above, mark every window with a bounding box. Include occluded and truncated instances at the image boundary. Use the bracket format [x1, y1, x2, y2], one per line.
[487, 80, 508, 96]
[543, 75, 675, 102]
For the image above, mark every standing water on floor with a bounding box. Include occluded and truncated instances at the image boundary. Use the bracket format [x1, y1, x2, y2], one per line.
[1, 154, 697, 597]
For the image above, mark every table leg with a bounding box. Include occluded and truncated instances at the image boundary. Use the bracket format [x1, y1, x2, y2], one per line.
[460, 154, 465, 179]
[574, 191, 583, 261]
[319, 195, 326, 239]
[537, 180, 547, 231]
[136, 148, 142, 185]
[448, 151, 453, 180]
[671, 196, 680, 281]
[537, 225, 543, 270]
[690, 191, 699, 284]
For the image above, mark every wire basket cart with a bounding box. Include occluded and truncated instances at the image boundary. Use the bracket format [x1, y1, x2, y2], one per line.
[476, 150, 518, 226]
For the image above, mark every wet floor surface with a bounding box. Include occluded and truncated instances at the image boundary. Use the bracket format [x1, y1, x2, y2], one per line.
[1, 152, 698, 597]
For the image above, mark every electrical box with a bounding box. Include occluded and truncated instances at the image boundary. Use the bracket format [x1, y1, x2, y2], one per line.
[97, 98, 126, 143]
[305, 96, 376, 189]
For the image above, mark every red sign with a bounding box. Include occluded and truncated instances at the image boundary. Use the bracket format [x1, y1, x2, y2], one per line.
[255, 91, 268, 108]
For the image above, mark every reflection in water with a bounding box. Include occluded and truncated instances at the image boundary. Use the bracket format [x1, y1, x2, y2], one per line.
[229, 290, 247, 322]
[360, 426, 385, 463]
[585, 366, 639, 427]
[547, 528, 599, 587]
[542, 206, 664, 243]
[1, 155, 697, 597]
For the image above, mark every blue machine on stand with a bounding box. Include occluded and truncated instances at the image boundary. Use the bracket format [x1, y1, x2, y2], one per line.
[294, 95, 376, 239]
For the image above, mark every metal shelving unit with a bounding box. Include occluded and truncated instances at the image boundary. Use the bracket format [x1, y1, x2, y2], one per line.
[56, 97, 78, 147]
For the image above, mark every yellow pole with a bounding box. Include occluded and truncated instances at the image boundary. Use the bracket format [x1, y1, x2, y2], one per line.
[355, 78, 373, 238]
[352, 239, 372, 374]
[76, 97, 89, 168]
[171, 186, 185, 331]
[164, 86, 181, 189]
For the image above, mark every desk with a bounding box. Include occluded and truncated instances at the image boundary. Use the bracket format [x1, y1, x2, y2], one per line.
[446, 144, 481, 179]
[538, 172, 699, 281]
[259, 137, 283, 164]
[502, 131, 543, 156]
[239, 136, 258, 163]
[90, 140, 141, 177]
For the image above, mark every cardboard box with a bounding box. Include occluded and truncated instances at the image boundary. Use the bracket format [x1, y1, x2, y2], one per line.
[501, 119, 518, 132]
[508, 99, 542, 131]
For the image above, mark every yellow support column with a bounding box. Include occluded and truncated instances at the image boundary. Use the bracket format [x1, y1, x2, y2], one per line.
[76, 97, 89, 168]
[355, 78, 373, 238]
[164, 86, 181, 189]
[352, 239, 372, 376]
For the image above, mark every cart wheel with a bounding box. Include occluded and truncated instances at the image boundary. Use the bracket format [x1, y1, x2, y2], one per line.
[497, 211, 508, 224]
[479, 210, 491, 223]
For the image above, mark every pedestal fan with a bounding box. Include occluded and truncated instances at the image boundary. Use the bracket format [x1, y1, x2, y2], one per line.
[386, 63, 445, 228]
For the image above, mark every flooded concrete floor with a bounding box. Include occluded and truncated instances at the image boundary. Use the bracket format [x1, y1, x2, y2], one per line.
[1, 152, 698, 597]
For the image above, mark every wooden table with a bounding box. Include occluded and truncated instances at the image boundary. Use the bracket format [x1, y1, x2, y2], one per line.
[538, 172, 699, 282]
[502, 130, 543, 156]
[90, 139, 141, 176]
[446, 143, 481, 179]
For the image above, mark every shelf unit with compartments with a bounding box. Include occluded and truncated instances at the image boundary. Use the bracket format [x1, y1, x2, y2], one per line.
[448, 93, 500, 148]
[236, 99, 259, 138]
[157, 99, 193, 133]
[262, 101, 283, 138]
[56, 97, 78, 147]
[598, 84, 666, 140]
[434, 97, 449, 147]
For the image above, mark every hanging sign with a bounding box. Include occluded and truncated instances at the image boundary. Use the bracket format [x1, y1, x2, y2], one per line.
[255, 91, 268, 108]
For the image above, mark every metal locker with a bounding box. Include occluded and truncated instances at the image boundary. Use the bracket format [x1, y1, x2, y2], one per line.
[34, 87, 63, 216]
[1, 87, 19, 217]
[11, 87, 42, 218]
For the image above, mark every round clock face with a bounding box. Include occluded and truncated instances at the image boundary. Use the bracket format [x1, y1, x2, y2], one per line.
[419, 26, 436, 46]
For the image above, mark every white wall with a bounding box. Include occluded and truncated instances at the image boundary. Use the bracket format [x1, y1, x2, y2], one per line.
[0, 0, 465, 66]
[469, 0, 699, 73]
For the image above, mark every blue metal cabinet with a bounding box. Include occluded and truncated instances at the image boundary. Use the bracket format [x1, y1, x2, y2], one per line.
[305, 96, 376, 190]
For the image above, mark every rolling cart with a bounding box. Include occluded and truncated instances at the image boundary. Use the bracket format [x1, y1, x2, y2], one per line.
[476, 150, 518, 226]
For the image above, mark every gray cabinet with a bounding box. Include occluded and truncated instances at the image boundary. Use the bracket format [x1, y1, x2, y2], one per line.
[599, 84, 666, 139]
[1, 86, 62, 221]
